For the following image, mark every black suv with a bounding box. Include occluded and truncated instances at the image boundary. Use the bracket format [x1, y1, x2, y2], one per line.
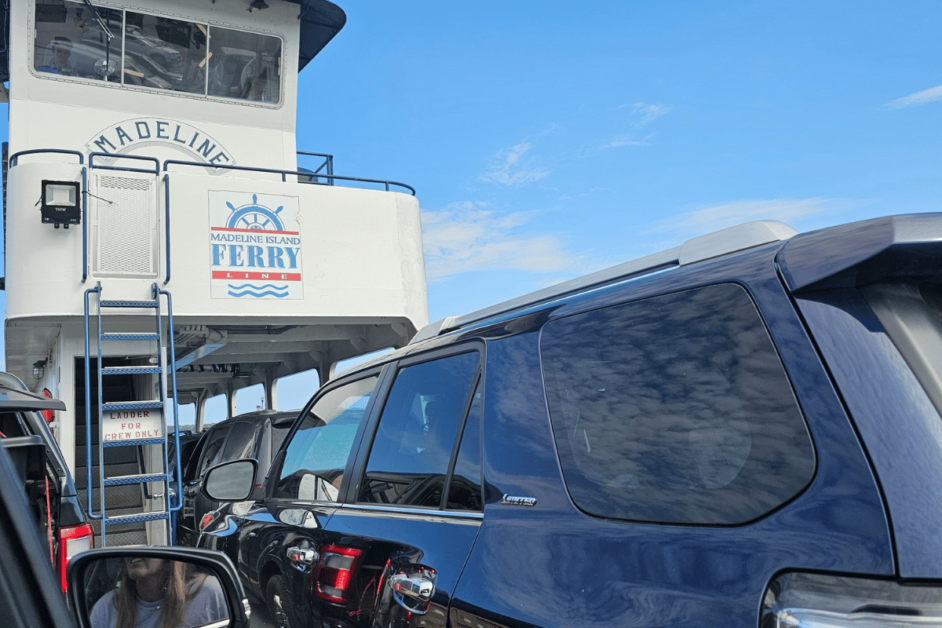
[199, 214, 942, 628]
[0, 372, 93, 593]
[176, 409, 297, 546]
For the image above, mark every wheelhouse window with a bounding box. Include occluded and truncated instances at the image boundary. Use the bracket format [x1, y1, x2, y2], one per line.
[208, 27, 281, 103]
[33, 0, 282, 105]
[123, 12, 207, 95]
[33, 0, 121, 83]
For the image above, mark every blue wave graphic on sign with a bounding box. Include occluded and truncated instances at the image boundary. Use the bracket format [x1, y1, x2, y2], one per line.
[227, 283, 288, 290]
[227, 283, 289, 298]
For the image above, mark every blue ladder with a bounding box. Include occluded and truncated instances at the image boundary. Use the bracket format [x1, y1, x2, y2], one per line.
[82, 282, 183, 546]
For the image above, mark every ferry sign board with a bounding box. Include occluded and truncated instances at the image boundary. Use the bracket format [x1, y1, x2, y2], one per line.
[103, 408, 163, 442]
[209, 192, 304, 300]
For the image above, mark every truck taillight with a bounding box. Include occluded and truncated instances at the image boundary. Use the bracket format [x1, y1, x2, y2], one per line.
[315, 545, 362, 604]
[762, 572, 942, 628]
[58, 523, 94, 593]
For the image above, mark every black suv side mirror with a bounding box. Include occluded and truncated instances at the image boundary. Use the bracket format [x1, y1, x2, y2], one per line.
[200, 458, 258, 501]
[66, 546, 251, 628]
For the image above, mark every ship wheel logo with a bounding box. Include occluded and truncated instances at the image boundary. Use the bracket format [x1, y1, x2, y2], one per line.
[225, 194, 285, 231]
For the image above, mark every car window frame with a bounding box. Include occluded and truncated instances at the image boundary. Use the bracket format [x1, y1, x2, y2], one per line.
[342, 342, 485, 511]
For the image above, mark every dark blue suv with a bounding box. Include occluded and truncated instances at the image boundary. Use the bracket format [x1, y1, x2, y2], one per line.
[198, 214, 942, 628]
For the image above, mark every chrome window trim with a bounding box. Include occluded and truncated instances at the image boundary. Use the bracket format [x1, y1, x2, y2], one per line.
[339, 503, 483, 521]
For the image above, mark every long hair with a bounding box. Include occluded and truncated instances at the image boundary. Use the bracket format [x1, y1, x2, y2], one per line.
[112, 561, 207, 628]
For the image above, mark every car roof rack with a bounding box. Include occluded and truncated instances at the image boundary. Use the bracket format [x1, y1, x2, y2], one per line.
[411, 220, 798, 344]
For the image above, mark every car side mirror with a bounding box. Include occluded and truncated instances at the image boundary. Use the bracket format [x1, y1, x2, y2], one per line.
[201, 458, 258, 501]
[66, 546, 250, 628]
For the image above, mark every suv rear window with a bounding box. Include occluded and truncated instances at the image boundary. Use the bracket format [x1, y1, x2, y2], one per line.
[541, 283, 815, 525]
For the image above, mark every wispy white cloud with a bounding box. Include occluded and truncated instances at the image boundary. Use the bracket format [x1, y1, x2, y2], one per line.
[601, 135, 648, 149]
[884, 84, 942, 109]
[603, 102, 670, 149]
[479, 141, 548, 186]
[629, 102, 671, 125]
[421, 201, 582, 281]
[647, 197, 846, 240]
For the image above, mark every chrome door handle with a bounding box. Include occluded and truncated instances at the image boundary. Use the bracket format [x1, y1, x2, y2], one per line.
[388, 570, 436, 615]
[286, 547, 317, 570]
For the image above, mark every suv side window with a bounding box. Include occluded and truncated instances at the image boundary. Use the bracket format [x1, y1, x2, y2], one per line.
[220, 422, 256, 462]
[358, 351, 480, 508]
[541, 283, 815, 525]
[275, 376, 379, 502]
[182, 434, 207, 482]
[198, 426, 230, 477]
[446, 381, 483, 511]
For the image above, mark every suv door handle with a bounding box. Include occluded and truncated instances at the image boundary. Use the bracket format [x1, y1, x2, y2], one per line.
[388, 570, 435, 614]
[286, 547, 317, 570]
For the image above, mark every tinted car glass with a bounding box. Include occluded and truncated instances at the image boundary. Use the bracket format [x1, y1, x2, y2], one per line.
[220, 422, 256, 462]
[182, 433, 206, 482]
[275, 376, 378, 501]
[446, 381, 483, 511]
[198, 427, 230, 477]
[359, 351, 480, 508]
[269, 422, 291, 460]
[541, 283, 815, 525]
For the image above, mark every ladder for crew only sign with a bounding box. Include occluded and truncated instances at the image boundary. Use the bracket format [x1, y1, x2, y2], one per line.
[209, 191, 303, 300]
[103, 409, 164, 442]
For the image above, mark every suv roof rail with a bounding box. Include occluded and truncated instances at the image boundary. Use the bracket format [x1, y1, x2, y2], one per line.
[411, 220, 797, 344]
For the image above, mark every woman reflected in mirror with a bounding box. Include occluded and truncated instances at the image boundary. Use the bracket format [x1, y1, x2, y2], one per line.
[90, 557, 228, 628]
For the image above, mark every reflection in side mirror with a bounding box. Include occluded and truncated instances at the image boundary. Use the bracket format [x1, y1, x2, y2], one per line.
[202, 459, 257, 502]
[67, 547, 250, 628]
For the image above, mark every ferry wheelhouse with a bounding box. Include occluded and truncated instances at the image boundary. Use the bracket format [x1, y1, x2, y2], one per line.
[1, 0, 428, 545]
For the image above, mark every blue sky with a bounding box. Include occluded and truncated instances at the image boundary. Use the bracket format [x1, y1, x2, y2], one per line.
[309, 1, 942, 315]
[5, 0, 942, 418]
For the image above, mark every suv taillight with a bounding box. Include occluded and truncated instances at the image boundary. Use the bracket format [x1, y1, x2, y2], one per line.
[762, 572, 942, 628]
[200, 512, 215, 532]
[58, 523, 94, 592]
[315, 545, 362, 603]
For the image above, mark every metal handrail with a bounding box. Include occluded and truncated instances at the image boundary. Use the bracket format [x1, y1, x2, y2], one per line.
[162, 159, 416, 195]
[297, 151, 334, 182]
[89, 152, 160, 175]
[163, 175, 171, 285]
[82, 282, 103, 522]
[81, 166, 88, 283]
[156, 284, 184, 522]
[9, 148, 84, 167]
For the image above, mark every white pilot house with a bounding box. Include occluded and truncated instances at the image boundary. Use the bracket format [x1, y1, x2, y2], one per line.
[2, 0, 428, 545]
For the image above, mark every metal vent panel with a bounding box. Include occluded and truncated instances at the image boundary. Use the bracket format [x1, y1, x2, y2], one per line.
[92, 174, 158, 278]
